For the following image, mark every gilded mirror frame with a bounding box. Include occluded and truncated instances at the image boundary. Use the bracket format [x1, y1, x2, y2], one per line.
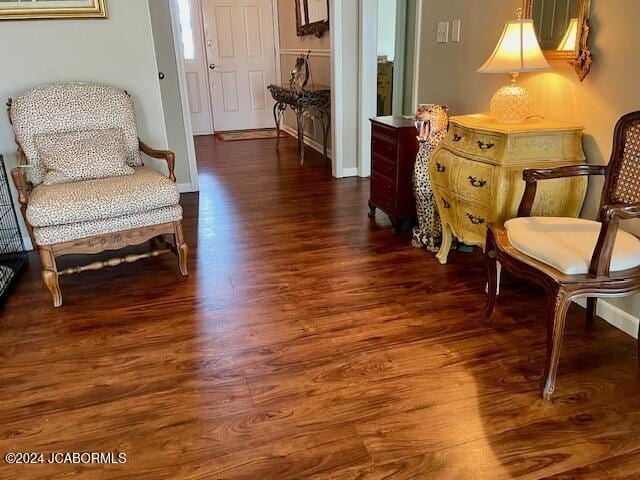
[523, 0, 592, 81]
[0, 0, 107, 20]
[295, 0, 329, 38]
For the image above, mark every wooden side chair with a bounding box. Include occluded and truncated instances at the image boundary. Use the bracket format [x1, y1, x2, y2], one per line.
[8, 82, 188, 307]
[483, 111, 640, 400]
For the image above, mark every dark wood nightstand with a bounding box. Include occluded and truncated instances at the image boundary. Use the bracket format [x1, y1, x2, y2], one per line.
[368, 116, 419, 229]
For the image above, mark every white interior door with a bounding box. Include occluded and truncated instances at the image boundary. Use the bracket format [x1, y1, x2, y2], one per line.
[202, 0, 277, 131]
[179, 0, 214, 135]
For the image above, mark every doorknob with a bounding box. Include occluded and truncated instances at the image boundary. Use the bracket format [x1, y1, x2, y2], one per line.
[209, 64, 216, 70]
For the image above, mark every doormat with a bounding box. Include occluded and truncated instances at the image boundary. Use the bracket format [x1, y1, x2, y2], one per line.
[214, 129, 288, 142]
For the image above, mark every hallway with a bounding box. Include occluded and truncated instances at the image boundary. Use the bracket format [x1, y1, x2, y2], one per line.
[1, 135, 639, 479]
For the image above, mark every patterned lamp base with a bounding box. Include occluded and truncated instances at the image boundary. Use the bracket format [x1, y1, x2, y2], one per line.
[489, 84, 533, 124]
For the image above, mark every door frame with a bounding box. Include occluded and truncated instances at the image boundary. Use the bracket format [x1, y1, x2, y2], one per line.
[345, 0, 422, 178]
[357, 0, 377, 178]
[169, 0, 199, 191]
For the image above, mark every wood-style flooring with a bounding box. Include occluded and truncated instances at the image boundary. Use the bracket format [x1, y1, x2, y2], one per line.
[1, 135, 639, 479]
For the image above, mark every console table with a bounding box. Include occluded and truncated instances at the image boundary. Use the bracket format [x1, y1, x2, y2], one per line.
[267, 84, 330, 165]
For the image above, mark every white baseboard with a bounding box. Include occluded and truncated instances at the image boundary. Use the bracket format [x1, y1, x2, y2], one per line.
[281, 125, 332, 160]
[575, 298, 639, 339]
[177, 182, 197, 193]
[341, 167, 358, 177]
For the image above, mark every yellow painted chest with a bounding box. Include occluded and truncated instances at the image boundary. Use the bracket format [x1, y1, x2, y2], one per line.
[429, 114, 588, 264]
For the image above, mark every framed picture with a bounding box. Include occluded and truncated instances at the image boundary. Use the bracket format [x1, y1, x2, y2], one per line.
[0, 0, 107, 20]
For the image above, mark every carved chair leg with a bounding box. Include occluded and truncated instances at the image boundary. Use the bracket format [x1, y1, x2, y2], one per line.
[38, 246, 62, 307]
[174, 221, 189, 277]
[483, 230, 498, 324]
[541, 289, 572, 400]
[586, 297, 598, 327]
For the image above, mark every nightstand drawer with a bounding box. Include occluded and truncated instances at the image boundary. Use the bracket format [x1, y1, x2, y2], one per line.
[371, 131, 397, 161]
[456, 199, 492, 244]
[456, 158, 494, 205]
[436, 190, 456, 227]
[446, 125, 469, 151]
[430, 148, 458, 188]
[372, 154, 397, 178]
[372, 171, 397, 197]
[466, 132, 503, 161]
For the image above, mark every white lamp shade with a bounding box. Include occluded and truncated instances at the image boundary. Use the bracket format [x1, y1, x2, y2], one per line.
[478, 19, 550, 73]
[557, 18, 579, 51]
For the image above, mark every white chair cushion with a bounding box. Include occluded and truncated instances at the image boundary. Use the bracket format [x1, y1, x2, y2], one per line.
[26, 166, 180, 228]
[10, 82, 143, 185]
[33, 205, 182, 246]
[505, 217, 640, 275]
[35, 128, 134, 185]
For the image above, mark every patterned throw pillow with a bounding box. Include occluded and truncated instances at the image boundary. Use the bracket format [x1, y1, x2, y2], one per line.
[35, 128, 135, 186]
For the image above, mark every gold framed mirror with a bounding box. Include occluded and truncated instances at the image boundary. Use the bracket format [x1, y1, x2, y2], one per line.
[295, 0, 329, 38]
[523, 0, 592, 81]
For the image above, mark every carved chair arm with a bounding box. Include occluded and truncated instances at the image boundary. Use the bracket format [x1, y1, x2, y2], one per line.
[517, 165, 607, 217]
[139, 139, 176, 182]
[11, 166, 31, 206]
[589, 204, 640, 277]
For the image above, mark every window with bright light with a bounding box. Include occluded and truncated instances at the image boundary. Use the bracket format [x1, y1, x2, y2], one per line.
[177, 0, 195, 60]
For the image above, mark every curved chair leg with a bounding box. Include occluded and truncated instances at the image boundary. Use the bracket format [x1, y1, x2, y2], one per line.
[541, 289, 572, 400]
[174, 221, 189, 277]
[483, 230, 498, 324]
[38, 246, 62, 307]
[586, 297, 597, 327]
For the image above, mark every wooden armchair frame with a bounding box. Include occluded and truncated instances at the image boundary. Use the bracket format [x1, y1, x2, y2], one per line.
[484, 111, 640, 400]
[7, 98, 188, 307]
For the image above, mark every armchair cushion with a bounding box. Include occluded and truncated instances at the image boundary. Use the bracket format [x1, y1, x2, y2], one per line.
[505, 217, 640, 275]
[33, 205, 183, 246]
[10, 82, 143, 185]
[35, 128, 134, 185]
[26, 166, 180, 228]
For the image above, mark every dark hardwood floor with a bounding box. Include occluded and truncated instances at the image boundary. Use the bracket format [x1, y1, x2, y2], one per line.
[1, 135, 639, 479]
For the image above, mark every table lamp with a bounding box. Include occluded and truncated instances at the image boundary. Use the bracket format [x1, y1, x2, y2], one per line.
[557, 18, 579, 51]
[478, 8, 550, 123]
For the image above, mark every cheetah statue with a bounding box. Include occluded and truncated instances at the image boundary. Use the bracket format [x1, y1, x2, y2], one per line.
[412, 104, 449, 252]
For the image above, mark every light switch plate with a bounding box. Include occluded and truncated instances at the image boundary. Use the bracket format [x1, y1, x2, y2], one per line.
[451, 20, 461, 42]
[436, 22, 449, 43]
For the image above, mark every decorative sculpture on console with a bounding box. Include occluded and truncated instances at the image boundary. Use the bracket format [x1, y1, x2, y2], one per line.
[289, 51, 311, 91]
[412, 104, 449, 252]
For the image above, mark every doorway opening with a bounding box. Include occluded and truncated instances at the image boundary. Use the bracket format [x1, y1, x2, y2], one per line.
[177, 0, 279, 134]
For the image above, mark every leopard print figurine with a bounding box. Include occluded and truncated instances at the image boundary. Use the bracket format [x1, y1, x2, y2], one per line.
[412, 104, 449, 252]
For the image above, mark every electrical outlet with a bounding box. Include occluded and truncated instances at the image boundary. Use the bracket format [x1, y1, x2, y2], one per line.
[452, 20, 461, 42]
[436, 22, 449, 43]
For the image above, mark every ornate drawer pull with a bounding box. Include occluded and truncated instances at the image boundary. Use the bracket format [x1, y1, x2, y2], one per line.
[435, 162, 446, 173]
[467, 176, 487, 188]
[441, 198, 450, 209]
[477, 140, 495, 150]
[452, 133, 462, 142]
[466, 213, 486, 225]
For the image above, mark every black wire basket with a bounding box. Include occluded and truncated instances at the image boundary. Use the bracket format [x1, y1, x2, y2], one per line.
[0, 155, 27, 306]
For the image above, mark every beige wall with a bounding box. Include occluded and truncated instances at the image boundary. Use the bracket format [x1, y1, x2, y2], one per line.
[276, 0, 332, 152]
[417, 0, 640, 327]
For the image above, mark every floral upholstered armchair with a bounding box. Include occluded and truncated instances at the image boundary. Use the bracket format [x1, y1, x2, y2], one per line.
[8, 82, 188, 307]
